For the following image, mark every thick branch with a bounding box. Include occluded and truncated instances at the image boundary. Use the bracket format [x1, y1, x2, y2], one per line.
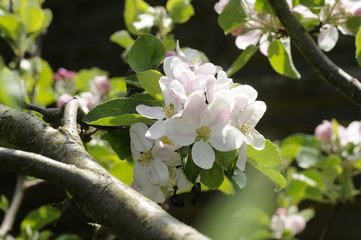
[0, 106, 209, 240]
[269, 0, 361, 108]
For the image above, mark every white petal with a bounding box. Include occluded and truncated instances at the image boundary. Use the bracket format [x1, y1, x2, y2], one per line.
[136, 105, 166, 119]
[163, 57, 175, 78]
[210, 124, 243, 151]
[140, 182, 165, 203]
[129, 122, 153, 152]
[259, 34, 270, 56]
[166, 118, 197, 146]
[146, 120, 166, 139]
[194, 63, 216, 75]
[183, 93, 208, 126]
[318, 24, 338, 52]
[239, 101, 266, 127]
[171, 57, 190, 79]
[236, 142, 247, 171]
[230, 85, 258, 103]
[149, 158, 169, 185]
[175, 168, 192, 190]
[247, 129, 265, 150]
[235, 30, 261, 50]
[207, 96, 232, 126]
[130, 142, 141, 163]
[192, 141, 215, 169]
[133, 163, 150, 188]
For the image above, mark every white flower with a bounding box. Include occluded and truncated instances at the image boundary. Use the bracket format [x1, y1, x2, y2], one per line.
[318, 24, 339, 52]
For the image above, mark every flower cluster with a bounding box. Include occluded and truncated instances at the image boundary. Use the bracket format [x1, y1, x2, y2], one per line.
[270, 208, 306, 239]
[129, 42, 266, 202]
[54, 68, 111, 113]
[214, 0, 361, 53]
[315, 120, 361, 156]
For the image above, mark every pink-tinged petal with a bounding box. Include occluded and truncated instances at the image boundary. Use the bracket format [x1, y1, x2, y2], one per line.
[136, 105, 166, 120]
[183, 94, 208, 126]
[212, 89, 235, 112]
[183, 48, 202, 65]
[206, 77, 218, 104]
[259, 34, 270, 56]
[141, 182, 165, 203]
[133, 163, 150, 188]
[166, 118, 197, 146]
[146, 120, 166, 139]
[235, 30, 261, 50]
[194, 63, 216, 75]
[171, 57, 190, 79]
[247, 129, 265, 150]
[231, 85, 258, 103]
[318, 24, 338, 52]
[216, 70, 233, 88]
[129, 122, 153, 152]
[175, 168, 192, 190]
[192, 141, 215, 169]
[210, 124, 243, 151]
[207, 96, 232, 126]
[169, 80, 187, 107]
[236, 142, 247, 171]
[163, 57, 175, 77]
[149, 158, 169, 185]
[238, 101, 266, 127]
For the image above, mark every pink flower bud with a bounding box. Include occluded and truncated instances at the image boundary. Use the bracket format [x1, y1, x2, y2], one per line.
[54, 68, 77, 81]
[288, 214, 306, 234]
[93, 76, 111, 94]
[57, 93, 73, 108]
[315, 120, 333, 141]
[355, 7, 361, 16]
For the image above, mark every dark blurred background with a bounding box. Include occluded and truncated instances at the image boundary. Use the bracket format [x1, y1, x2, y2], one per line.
[1, 0, 361, 239]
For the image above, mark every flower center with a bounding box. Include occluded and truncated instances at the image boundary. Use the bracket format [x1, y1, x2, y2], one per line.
[138, 151, 153, 166]
[240, 121, 253, 135]
[162, 103, 176, 118]
[159, 135, 174, 146]
[196, 126, 211, 142]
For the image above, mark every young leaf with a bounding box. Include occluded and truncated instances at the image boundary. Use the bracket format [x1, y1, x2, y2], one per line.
[247, 140, 286, 191]
[218, 0, 250, 34]
[20, 5, 45, 34]
[0, 14, 23, 41]
[137, 70, 163, 101]
[20, 205, 61, 237]
[0, 195, 8, 212]
[355, 26, 361, 67]
[182, 150, 202, 183]
[300, 0, 325, 8]
[128, 34, 166, 72]
[166, 0, 194, 24]
[254, 0, 274, 15]
[110, 30, 134, 49]
[123, 74, 143, 89]
[214, 148, 238, 169]
[124, 0, 150, 35]
[200, 162, 224, 189]
[102, 129, 132, 161]
[267, 38, 301, 79]
[296, 146, 321, 169]
[82, 97, 160, 126]
[345, 16, 361, 35]
[226, 45, 258, 77]
[74, 68, 108, 92]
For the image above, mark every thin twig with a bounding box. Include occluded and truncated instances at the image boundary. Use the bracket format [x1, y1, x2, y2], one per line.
[319, 202, 343, 240]
[0, 175, 26, 237]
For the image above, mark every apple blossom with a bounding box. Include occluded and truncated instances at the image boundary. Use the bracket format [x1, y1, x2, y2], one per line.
[270, 208, 306, 239]
[93, 76, 111, 94]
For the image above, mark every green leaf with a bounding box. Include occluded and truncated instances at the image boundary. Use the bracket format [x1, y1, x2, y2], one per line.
[83, 97, 160, 126]
[124, 0, 150, 35]
[300, 0, 325, 8]
[314, 155, 341, 169]
[20, 5, 45, 34]
[300, 17, 320, 31]
[137, 70, 163, 101]
[55, 234, 83, 240]
[346, 16, 361, 35]
[200, 162, 224, 189]
[123, 74, 143, 89]
[29, 57, 54, 105]
[226, 45, 258, 77]
[109, 77, 127, 99]
[355, 26, 361, 67]
[218, 177, 235, 195]
[231, 168, 247, 190]
[109, 160, 135, 186]
[38, 230, 53, 240]
[20, 205, 61, 236]
[218, 0, 250, 34]
[0, 14, 23, 41]
[102, 129, 132, 161]
[182, 150, 202, 183]
[110, 30, 134, 49]
[298, 208, 315, 222]
[128, 34, 166, 72]
[254, 0, 274, 14]
[162, 34, 177, 51]
[268, 38, 301, 79]
[247, 140, 286, 191]
[214, 148, 238, 169]
[0, 195, 8, 212]
[166, 0, 194, 24]
[74, 68, 108, 92]
[296, 146, 321, 169]
[0, 67, 24, 109]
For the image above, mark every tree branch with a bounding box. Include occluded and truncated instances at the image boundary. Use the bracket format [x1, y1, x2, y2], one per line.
[269, 0, 361, 108]
[0, 105, 210, 240]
